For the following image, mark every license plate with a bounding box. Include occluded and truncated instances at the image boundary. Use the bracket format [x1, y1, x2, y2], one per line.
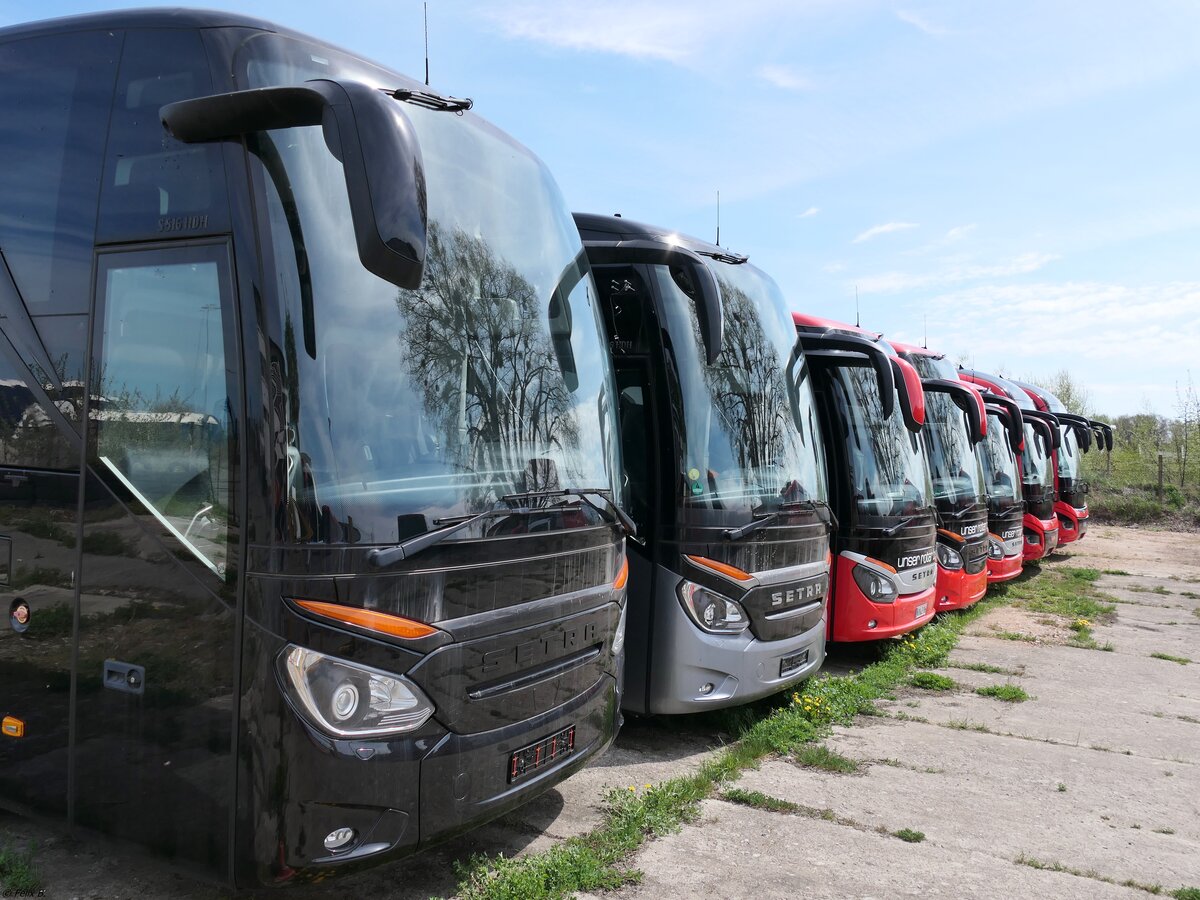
[780, 649, 809, 677]
[508, 725, 575, 783]
[914, 603, 928, 619]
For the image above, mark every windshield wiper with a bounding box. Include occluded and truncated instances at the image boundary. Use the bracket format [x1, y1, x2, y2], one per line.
[367, 508, 510, 567]
[386, 87, 472, 112]
[501, 487, 638, 538]
[881, 514, 925, 537]
[782, 498, 839, 532]
[723, 513, 778, 541]
[695, 248, 748, 265]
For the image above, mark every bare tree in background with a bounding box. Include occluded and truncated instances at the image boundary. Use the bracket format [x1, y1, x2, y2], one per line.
[1175, 370, 1198, 489]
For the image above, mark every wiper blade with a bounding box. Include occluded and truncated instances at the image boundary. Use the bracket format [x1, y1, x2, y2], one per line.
[501, 487, 637, 538]
[881, 514, 921, 537]
[695, 248, 748, 265]
[367, 507, 506, 567]
[938, 505, 977, 521]
[724, 513, 778, 541]
[782, 498, 839, 532]
[386, 87, 472, 113]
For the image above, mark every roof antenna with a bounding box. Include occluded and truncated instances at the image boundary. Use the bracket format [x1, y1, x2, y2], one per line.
[716, 190, 721, 246]
[923, 314, 928, 349]
[424, 2, 430, 86]
[855, 286, 860, 327]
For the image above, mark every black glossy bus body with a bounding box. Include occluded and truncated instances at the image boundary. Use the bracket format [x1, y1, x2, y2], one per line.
[0, 10, 623, 888]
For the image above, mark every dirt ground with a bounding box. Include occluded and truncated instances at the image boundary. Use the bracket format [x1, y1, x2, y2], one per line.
[2, 524, 1199, 898]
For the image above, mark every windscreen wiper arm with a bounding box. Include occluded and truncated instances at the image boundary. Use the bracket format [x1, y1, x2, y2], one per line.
[724, 513, 778, 541]
[367, 508, 508, 567]
[501, 487, 638, 538]
[881, 514, 924, 537]
[781, 498, 839, 532]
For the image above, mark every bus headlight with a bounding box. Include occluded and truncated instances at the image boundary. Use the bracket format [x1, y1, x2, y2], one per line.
[851, 565, 898, 603]
[987, 536, 1004, 560]
[936, 543, 964, 571]
[279, 646, 434, 738]
[677, 581, 749, 634]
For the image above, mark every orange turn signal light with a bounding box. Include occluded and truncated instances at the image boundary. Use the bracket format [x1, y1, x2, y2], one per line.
[613, 558, 629, 591]
[686, 555, 754, 582]
[937, 528, 965, 543]
[292, 599, 439, 640]
[2, 716, 25, 738]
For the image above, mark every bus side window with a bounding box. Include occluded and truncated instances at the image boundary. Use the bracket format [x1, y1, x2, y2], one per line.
[91, 245, 235, 579]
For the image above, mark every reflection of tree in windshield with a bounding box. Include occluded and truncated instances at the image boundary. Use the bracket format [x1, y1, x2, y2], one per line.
[703, 279, 790, 477]
[926, 393, 980, 507]
[396, 223, 580, 495]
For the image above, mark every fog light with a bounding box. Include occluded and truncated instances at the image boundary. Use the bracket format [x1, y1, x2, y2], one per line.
[867, 619, 877, 629]
[324, 827, 356, 852]
[699, 682, 715, 695]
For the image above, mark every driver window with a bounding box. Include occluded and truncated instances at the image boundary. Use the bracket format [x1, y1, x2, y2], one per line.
[92, 245, 234, 578]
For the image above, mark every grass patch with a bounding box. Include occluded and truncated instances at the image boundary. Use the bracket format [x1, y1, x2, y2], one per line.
[1003, 565, 1117, 621]
[1102, 568, 1133, 576]
[24, 602, 74, 638]
[1153, 827, 1176, 835]
[1173, 890, 1200, 900]
[994, 630, 1039, 643]
[722, 788, 799, 814]
[1057, 783, 1067, 792]
[1180, 591, 1199, 600]
[975, 683, 1030, 703]
[892, 828, 925, 843]
[1149, 653, 1191, 666]
[0, 842, 40, 895]
[910, 671, 957, 691]
[793, 744, 860, 774]
[1015, 853, 1164, 894]
[454, 597, 1005, 898]
[1131, 585, 1173, 596]
[946, 660, 1020, 675]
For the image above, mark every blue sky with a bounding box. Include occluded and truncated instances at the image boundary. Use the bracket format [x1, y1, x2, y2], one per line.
[6, 0, 1199, 415]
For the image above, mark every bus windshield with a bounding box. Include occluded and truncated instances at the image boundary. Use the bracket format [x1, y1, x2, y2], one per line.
[923, 393, 986, 511]
[978, 412, 1023, 502]
[1058, 426, 1080, 480]
[828, 365, 932, 519]
[1021, 423, 1054, 491]
[652, 260, 826, 516]
[239, 35, 619, 544]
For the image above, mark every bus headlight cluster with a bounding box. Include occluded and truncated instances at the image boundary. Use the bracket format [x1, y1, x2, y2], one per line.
[279, 646, 434, 738]
[987, 536, 1004, 560]
[851, 565, 898, 603]
[936, 543, 964, 571]
[677, 581, 749, 634]
[613, 602, 628, 656]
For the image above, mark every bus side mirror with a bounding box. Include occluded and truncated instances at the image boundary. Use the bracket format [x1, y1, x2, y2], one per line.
[161, 80, 427, 290]
[923, 379, 985, 444]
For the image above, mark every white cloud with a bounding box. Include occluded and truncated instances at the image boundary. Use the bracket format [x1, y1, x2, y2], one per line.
[484, 0, 816, 65]
[942, 223, 977, 243]
[757, 64, 814, 91]
[853, 221, 919, 243]
[919, 280, 1200, 413]
[896, 9, 951, 36]
[799, 206, 821, 218]
[857, 251, 1059, 293]
[823, 260, 846, 273]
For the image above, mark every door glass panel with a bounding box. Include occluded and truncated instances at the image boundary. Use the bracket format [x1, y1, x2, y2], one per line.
[93, 246, 233, 579]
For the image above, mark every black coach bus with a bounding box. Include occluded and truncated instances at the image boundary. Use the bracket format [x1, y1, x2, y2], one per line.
[0, 9, 627, 888]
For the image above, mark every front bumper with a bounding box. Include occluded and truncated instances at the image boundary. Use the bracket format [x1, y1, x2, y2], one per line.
[1055, 502, 1089, 544]
[935, 565, 988, 610]
[830, 582, 937, 642]
[1023, 516, 1059, 561]
[986, 552, 1023, 584]
[645, 585, 827, 714]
